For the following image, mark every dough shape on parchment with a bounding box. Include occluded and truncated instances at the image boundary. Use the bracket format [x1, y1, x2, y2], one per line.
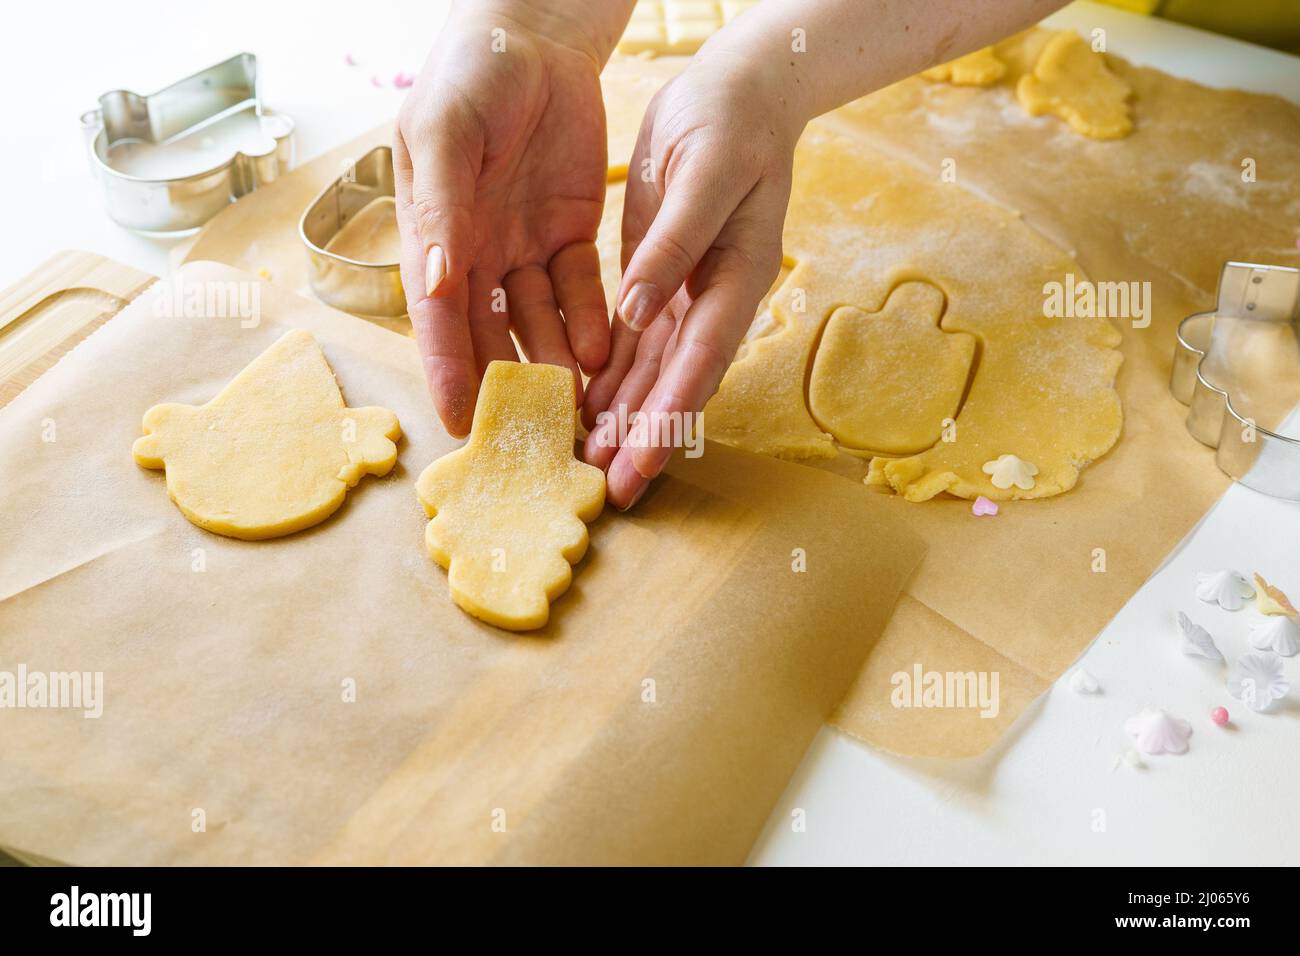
[808, 281, 975, 455]
[699, 124, 1123, 501]
[133, 329, 401, 540]
[415, 361, 606, 631]
[1016, 30, 1133, 139]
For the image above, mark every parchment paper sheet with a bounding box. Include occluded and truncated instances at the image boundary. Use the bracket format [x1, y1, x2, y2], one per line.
[177, 40, 1300, 760]
[0, 262, 924, 865]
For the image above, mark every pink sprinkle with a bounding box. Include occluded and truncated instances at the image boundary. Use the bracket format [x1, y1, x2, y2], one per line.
[344, 53, 357, 66]
[393, 71, 415, 89]
[1295, 236, 1300, 249]
[971, 495, 999, 517]
[370, 75, 383, 88]
[1211, 706, 1229, 727]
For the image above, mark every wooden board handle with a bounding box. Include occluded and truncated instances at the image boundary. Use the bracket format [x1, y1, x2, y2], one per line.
[0, 250, 156, 408]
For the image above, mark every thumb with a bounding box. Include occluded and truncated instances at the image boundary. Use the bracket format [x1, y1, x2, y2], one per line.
[395, 98, 479, 299]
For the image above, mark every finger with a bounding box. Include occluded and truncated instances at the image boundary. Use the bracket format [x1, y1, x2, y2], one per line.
[614, 152, 751, 332]
[626, 176, 787, 475]
[579, 167, 658, 433]
[400, 96, 480, 299]
[581, 319, 640, 432]
[628, 210, 781, 481]
[549, 241, 611, 374]
[584, 311, 675, 471]
[503, 266, 584, 405]
[409, 288, 478, 439]
[582, 283, 689, 434]
[467, 268, 518, 374]
[396, 128, 478, 438]
[607, 448, 652, 511]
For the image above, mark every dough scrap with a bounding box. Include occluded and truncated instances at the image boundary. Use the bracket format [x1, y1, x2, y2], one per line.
[808, 281, 975, 455]
[917, 30, 1133, 141]
[416, 361, 606, 631]
[922, 46, 1006, 87]
[132, 329, 401, 539]
[702, 123, 1123, 500]
[1016, 31, 1133, 139]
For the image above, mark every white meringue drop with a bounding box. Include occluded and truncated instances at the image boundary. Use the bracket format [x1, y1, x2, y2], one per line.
[1069, 668, 1100, 694]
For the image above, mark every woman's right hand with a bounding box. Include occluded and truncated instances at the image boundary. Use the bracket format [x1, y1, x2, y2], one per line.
[395, 2, 628, 436]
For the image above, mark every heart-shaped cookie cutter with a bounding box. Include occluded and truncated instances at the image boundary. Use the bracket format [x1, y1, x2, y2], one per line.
[81, 53, 295, 235]
[1170, 261, 1300, 499]
[299, 146, 405, 318]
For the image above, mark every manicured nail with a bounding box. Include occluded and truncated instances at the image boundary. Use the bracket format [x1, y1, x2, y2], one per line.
[618, 281, 657, 331]
[618, 479, 649, 512]
[424, 244, 445, 297]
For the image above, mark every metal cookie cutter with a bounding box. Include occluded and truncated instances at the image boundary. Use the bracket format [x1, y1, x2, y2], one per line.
[81, 53, 295, 235]
[299, 146, 405, 317]
[1171, 261, 1300, 499]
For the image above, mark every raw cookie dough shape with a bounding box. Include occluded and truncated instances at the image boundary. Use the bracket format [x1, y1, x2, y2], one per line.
[415, 361, 606, 631]
[808, 281, 976, 454]
[922, 46, 1006, 87]
[132, 329, 401, 540]
[1016, 31, 1133, 139]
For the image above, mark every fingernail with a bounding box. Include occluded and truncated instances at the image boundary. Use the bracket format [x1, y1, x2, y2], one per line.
[618, 281, 658, 331]
[618, 479, 649, 512]
[424, 244, 446, 297]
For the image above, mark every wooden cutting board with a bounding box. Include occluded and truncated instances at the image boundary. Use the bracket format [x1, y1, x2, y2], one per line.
[0, 250, 155, 409]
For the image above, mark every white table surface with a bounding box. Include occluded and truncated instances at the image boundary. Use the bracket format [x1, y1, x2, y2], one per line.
[4, 0, 1297, 866]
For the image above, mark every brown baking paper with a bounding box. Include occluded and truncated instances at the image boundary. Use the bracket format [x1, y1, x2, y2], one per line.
[0, 261, 924, 865]
[178, 38, 1300, 760]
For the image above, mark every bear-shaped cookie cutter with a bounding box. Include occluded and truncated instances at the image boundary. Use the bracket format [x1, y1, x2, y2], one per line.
[1171, 261, 1300, 499]
[81, 53, 295, 235]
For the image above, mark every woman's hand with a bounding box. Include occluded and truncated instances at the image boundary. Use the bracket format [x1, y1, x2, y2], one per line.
[396, 3, 627, 436]
[581, 51, 803, 508]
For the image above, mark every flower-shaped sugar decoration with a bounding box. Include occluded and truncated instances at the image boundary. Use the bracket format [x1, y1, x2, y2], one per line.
[1227, 652, 1290, 712]
[1176, 611, 1224, 663]
[1195, 569, 1255, 611]
[1124, 708, 1192, 756]
[981, 454, 1038, 490]
[1248, 615, 1299, 658]
[1254, 573, 1298, 617]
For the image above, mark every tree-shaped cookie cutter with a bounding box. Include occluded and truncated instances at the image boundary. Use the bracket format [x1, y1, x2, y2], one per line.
[1170, 261, 1300, 499]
